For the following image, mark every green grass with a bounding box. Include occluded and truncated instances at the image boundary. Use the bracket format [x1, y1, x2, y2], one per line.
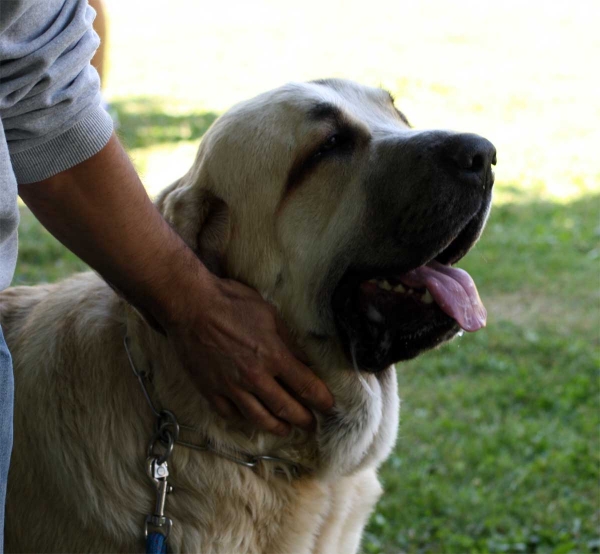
[111, 98, 218, 150]
[14, 208, 89, 285]
[11, 1, 600, 551]
[362, 194, 600, 553]
[14, 194, 600, 553]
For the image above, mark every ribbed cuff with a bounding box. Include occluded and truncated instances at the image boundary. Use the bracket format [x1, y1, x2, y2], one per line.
[10, 105, 114, 184]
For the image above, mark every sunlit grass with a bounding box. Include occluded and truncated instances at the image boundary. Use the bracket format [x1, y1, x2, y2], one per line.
[103, 0, 599, 202]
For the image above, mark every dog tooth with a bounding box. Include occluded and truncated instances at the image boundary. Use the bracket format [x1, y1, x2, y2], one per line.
[393, 284, 406, 293]
[422, 290, 434, 304]
[379, 280, 392, 291]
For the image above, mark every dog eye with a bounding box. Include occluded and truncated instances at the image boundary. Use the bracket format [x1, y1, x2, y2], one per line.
[315, 134, 341, 158]
[322, 134, 339, 151]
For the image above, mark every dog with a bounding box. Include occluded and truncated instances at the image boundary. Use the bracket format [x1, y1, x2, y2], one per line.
[1, 79, 495, 553]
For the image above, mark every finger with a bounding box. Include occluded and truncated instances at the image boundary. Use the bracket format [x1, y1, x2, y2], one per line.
[277, 357, 334, 413]
[230, 390, 291, 437]
[253, 377, 315, 430]
[274, 316, 311, 365]
[211, 394, 242, 421]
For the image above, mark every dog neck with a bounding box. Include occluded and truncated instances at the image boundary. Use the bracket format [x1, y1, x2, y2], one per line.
[124, 306, 399, 479]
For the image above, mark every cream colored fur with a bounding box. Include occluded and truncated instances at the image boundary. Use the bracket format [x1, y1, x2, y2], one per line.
[1, 80, 407, 553]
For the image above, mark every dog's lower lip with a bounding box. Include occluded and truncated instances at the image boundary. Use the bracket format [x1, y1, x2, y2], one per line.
[435, 253, 463, 266]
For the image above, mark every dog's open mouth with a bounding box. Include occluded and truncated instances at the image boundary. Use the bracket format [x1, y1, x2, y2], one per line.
[359, 259, 486, 333]
[331, 211, 489, 372]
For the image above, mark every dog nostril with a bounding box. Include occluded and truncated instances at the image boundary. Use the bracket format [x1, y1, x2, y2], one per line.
[454, 147, 488, 173]
[445, 134, 496, 181]
[470, 153, 484, 173]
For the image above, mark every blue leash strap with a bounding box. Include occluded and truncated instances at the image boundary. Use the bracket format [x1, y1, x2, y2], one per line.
[146, 531, 168, 554]
[145, 456, 173, 554]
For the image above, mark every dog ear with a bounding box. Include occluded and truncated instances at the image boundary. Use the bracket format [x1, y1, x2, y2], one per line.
[156, 178, 231, 276]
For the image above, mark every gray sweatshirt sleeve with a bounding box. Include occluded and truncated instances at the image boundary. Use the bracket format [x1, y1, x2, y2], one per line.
[0, 0, 113, 184]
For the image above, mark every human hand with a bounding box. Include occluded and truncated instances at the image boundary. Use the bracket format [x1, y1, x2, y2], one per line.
[19, 136, 332, 437]
[167, 276, 334, 436]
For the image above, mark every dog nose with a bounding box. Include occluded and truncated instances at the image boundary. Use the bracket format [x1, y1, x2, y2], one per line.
[444, 133, 496, 188]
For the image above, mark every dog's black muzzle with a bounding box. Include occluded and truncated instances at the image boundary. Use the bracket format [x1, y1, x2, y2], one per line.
[356, 130, 496, 273]
[329, 130, 496, 371]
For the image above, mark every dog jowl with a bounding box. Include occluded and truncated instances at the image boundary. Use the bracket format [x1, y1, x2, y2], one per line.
[330, 127, 495, 371]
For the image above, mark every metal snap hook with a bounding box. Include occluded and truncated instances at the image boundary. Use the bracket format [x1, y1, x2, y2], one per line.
[147, 423, 175, 465]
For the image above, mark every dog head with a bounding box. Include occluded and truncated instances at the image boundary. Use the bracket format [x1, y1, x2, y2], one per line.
[157, 79, 495, 373]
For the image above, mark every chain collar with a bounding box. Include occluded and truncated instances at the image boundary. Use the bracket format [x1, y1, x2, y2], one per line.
[124, 336, 305, 478]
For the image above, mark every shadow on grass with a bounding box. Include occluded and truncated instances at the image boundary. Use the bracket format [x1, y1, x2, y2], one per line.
[110, 97, 219, 150]
[363, 192, 600, 554]
[12, 192, 600, 552]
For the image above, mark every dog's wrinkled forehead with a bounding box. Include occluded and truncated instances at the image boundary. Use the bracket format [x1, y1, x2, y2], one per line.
[217, 80, 408, 142]
[269, 80, 411, 136]
[200, 80, 411, 208]
[309, 79, 410, 128]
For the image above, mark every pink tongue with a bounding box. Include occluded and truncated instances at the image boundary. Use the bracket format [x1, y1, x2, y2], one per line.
[399, 260, 487, 332]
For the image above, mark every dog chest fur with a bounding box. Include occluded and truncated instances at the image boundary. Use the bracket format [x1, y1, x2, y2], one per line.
[1, 273, 396, 553]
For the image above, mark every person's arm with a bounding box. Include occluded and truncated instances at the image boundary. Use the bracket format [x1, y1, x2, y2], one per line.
[2, 0, 332, 434]
[19, 134, 334, 436]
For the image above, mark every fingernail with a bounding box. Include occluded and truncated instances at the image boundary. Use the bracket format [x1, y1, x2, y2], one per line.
[276, 426, 291, 437]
